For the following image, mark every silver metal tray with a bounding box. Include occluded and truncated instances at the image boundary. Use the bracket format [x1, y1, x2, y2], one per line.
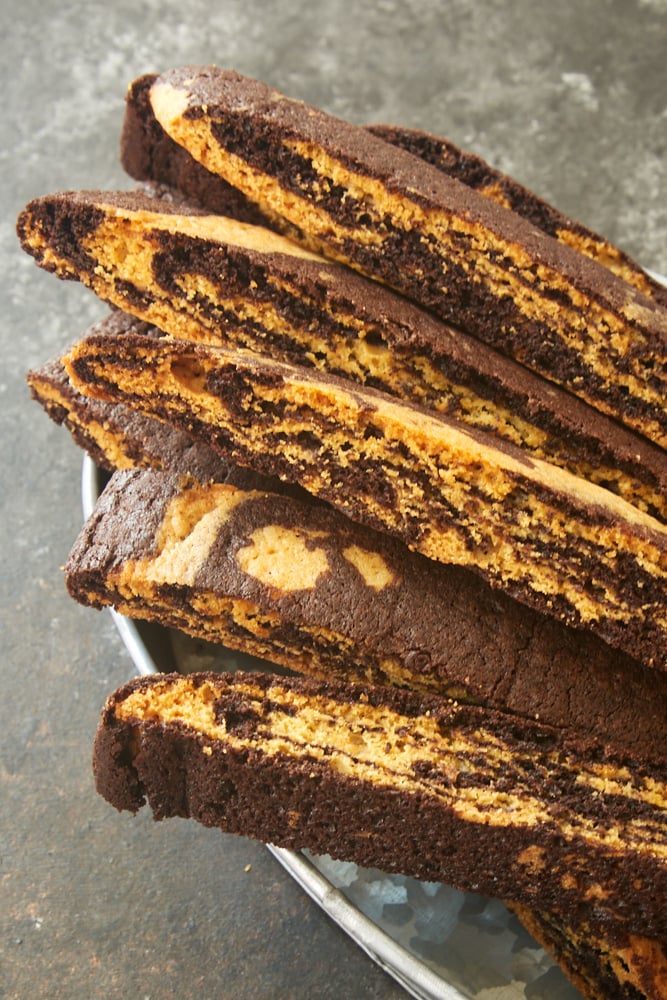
[81, 456, 586, 999]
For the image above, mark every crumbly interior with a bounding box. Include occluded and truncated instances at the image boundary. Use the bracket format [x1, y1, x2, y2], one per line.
[150, 79, 667, 448]
[509, 902, 667, 1000]
[63, 334, 667, 668]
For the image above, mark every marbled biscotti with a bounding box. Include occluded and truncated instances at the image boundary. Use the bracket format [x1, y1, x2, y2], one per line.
[369, 123, 667, 309]
[148, 66, 667, 446]
[77, 467, 667, 997]
[16, 191, 667, 521]
[94, 669, 667, 939]
[509, 903, 667, 1000]
[121, 73, 269, 226]
[25, 313, 305, 497]
[61, 329, 667, 669]
[26, 313, 228, 478]
[65, 466, 667, 765]
[121, 72, 667, 309]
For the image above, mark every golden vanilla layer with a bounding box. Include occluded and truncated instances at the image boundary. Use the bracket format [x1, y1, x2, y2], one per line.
[113, 673, 667, 856]
[77, 481, 415, 687]
[131, 483, 398, 596]
[150, 79, 667, 448]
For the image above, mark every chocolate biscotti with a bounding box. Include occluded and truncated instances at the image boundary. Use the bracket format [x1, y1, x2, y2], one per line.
[369, 123, 667, 309]
[147, 66, 667, 447]
[121, 71, 667, 309]
[509, 904, 667, 1000]
[94, 670, 667, 939]
[16, 191, 667, 521]
[61, 328, 667, 669]
[66, 466, 667, 765]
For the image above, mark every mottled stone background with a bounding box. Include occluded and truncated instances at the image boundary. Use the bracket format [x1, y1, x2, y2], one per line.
[2, 1, 666, 998]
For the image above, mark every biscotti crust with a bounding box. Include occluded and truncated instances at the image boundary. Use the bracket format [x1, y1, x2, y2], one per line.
[66, 467, 667, 766]
[62, 330, 667, 668]
[17, 191, 667, 521]
[94, 670, 667, 940]
[149, 66, 667, 447]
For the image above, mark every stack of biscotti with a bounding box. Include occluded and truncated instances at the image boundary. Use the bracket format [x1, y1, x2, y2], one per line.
[18, 66, 667, 1000]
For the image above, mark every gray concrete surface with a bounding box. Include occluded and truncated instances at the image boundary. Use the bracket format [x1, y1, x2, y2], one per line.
[2, 1, 666, 997]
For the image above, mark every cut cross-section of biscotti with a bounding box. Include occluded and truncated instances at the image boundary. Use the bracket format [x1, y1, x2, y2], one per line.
[121, 72, 667, 309]
[66, 466, 667, 766]
[16, 191, 667, 521]
[61, 329, 667, 669]
[368, 124, 667, 310]
[94, 669, 667, 939]
[148, 66, 667, 448]
[26, 313, 231, 479]
[26, 313, 307, 497]
[120, 73, 270, 227]
[508, 903, 667, 1000]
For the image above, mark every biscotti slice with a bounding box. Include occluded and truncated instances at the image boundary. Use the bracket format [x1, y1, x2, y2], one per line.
[121, 73, 667, 310]
[25, 353, 291, 493]
[369, 123, 667, 309]
[94, 669, 667, 939]
[61, 329, 667, 669]
[508, 904, 667, 1000]
[80, 472, 667, 1000]
[65, 466, 667, 765]
[148, 66, 667, 447]
[121, 73, 269, 226]
[26, 313, 308, 497]
[26, 313, 228, 479]
[16, 190, 667, 521]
